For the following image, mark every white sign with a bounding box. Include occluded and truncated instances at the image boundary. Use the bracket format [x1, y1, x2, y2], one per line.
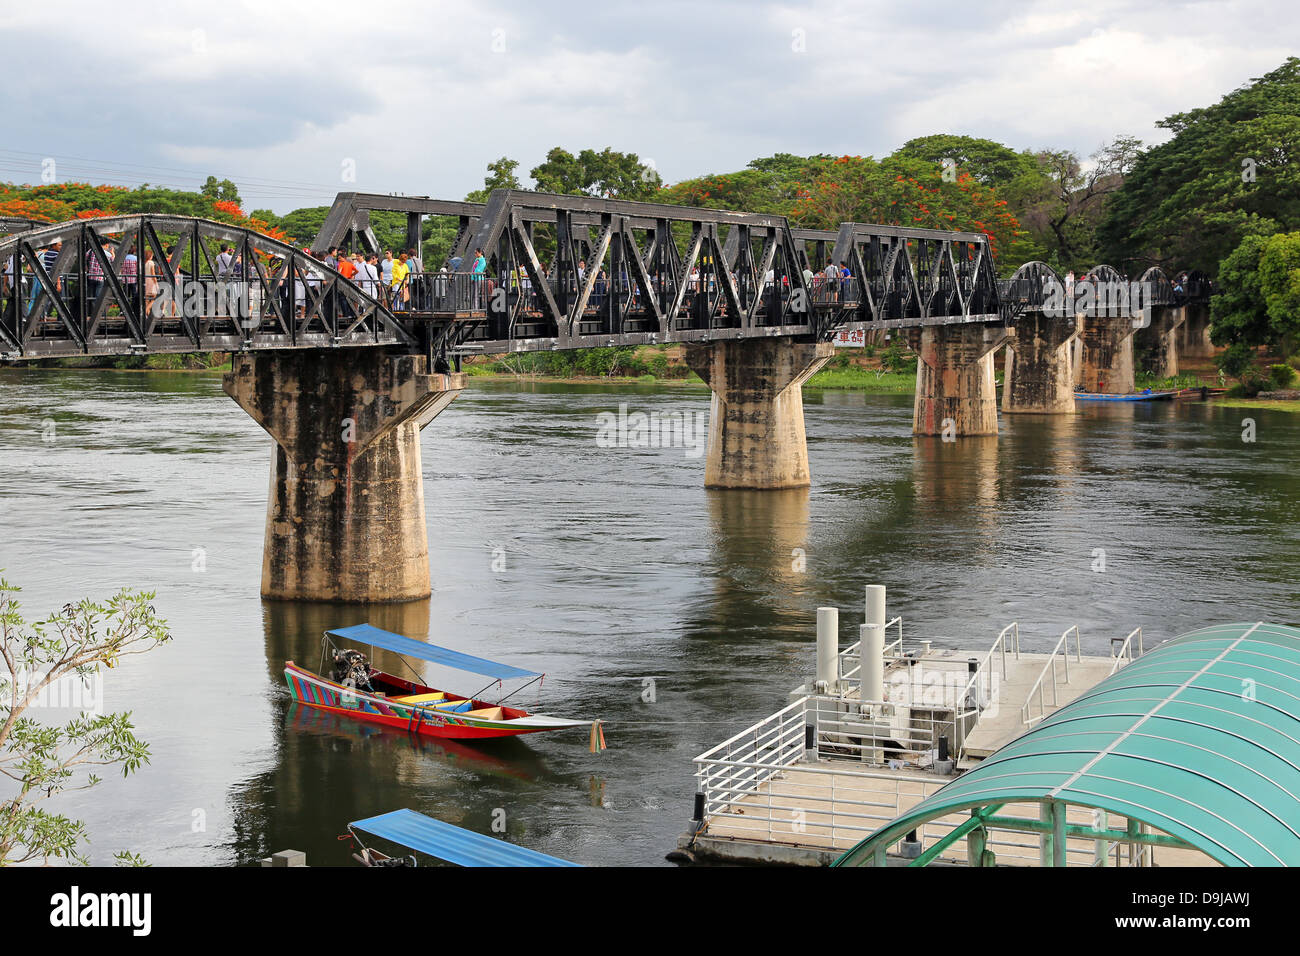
[832, 328, 866, 348]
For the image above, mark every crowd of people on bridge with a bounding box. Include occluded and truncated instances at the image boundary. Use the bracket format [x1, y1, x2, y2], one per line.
[5, 232, 866, 333]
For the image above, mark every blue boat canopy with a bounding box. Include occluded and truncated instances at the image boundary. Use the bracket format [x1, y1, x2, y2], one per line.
[326, 624, 540, 681]
[350, 809, 580, 867]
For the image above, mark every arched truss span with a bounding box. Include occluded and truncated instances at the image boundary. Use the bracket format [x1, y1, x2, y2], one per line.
[0, 215, 410, 359]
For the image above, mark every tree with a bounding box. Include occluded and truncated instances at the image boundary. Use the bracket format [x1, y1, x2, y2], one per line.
[1099, 56, 1300, 272]
[1012, 136, 1141, 271]
[662, 154, 836, 215]
[530, 147, 661, 201]
[465, 156, 522, 203]
[0, 576, 171, 865]
[1212, 231, 1300, 358]
[200, 175, 241, 206]
[788, 155, 1027, 271]
[893, 134, 1040, 187]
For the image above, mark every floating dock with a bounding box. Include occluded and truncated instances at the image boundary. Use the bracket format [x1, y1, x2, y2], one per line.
[675, 589, 1216, 867]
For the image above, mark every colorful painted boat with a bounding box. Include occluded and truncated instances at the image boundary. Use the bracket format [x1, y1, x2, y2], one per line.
[1073, 389, 1177, 402]
[347, 808, 580, 867]
[284, 623, 591, 741]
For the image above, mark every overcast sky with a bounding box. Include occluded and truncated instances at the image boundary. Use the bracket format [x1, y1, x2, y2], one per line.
[3, 0, 1296, 214]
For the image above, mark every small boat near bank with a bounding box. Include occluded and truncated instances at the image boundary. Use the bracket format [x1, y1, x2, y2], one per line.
[284, 624, 593, 741]
[1073, 388, 1177, 402]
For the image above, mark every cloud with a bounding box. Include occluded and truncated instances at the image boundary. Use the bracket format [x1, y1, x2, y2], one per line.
[5, 0, 1297, 212]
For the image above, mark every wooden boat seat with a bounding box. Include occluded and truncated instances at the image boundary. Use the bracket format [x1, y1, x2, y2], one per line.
[464, 707, 505, 720]
[392, 692, 447, 704]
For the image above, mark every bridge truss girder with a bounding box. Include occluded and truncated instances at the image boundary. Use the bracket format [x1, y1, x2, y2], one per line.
[0, 216, 413, 359]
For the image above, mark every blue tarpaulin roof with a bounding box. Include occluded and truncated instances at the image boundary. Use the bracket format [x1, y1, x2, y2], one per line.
[350, 809, 580, 867]
[326, 624, 540, 681]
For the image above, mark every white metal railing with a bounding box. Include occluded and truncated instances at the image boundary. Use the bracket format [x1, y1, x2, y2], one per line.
[693, 691, 970, 849]
[694, 697, 808, 820]
[1109, 627, 1144, 674]
[956, 622, 1019, 713]
[839, 615, 903, 684]
[1021, 625, 1082, 725]
[806, 694, 964, 764]
[694, 696, 957, 849]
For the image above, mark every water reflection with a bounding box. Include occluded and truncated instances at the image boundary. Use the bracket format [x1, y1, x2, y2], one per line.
[3, 368, 1299, 866]
[701, 487, 814, 635]
[260, 597, 433, 684]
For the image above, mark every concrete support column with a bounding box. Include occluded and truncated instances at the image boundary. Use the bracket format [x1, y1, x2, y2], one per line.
[1079, 317, 1137, 394]
[1003, 314, 1081, 413]
[1180, 302, 1214, 359]
[223, 349, 466, 602]
[910, 325, 1010, 436]
[1138, 305, 1186, 379]
[685, 338, 833, 489]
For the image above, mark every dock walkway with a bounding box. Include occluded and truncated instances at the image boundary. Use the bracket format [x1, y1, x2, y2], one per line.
[680, 620, 1210, 866]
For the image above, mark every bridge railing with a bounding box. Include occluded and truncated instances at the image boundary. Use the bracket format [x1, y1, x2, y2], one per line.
[383, 271, 484, 313]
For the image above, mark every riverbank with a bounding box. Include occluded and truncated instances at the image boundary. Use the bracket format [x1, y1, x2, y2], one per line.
[1209, 397, 1300, 413]
[464, 365, 917, 393]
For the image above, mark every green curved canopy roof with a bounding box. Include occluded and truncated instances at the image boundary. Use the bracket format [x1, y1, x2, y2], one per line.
[836, 622, 1300, 867]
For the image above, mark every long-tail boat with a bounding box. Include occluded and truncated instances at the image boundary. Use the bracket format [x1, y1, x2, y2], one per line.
[284, 624, 592, 741]
[346, 808, 580, 867]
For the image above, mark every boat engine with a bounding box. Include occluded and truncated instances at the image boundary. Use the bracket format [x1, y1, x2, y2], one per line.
[332, 649, 373, 690]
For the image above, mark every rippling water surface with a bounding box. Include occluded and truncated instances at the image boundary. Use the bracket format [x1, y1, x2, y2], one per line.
[0, 368, 1296, 865]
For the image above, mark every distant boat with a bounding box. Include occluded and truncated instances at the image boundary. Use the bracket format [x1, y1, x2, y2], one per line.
[347, 808, 580, 867]
[1074, 389, 1177, 402]
[284, 624, 593, 741]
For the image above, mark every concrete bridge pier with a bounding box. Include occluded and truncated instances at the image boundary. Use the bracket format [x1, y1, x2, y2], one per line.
[909, 325, 1010, 436]
[1138, 305, 1187, 379]
[1079, 316, 1137, 394]
[1180, 301, 1214, 360]
[685, 339, 833, 488]
[224, 349, 466, 603]
[1003, 315, 1082, 413]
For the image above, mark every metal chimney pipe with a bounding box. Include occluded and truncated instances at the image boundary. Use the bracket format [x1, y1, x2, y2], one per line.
[815, 606, 839, 691]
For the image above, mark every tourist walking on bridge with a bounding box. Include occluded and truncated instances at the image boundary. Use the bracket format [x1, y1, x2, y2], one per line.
[471, 248, 488, 309]
[380, 251, 394, 305]
[407, 248, 423, 309]
[391, 253, 410, 310]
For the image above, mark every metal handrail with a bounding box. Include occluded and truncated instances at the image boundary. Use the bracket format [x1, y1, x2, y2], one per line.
[840, 615, 903, 683]
[1109, 627, 1143, 674]
[1021, 625, 1082, 725]
[956, 622, 1019, 712]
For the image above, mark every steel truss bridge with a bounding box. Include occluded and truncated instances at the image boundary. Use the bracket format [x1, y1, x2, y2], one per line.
[0, 191, 1212, 363]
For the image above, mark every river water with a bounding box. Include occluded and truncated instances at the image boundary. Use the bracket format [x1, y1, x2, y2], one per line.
[0, 367, 1297, 866]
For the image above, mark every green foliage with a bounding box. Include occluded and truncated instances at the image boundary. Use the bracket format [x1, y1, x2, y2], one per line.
[880, 341, 918, 373]
[1215, 342, 1260, 385]
[1212, 231, 1300, 355]
[530, 147, 661, 200]
[1211, 234, 1272, 347]
[894, 135, 1040, 187]
[200, 175, 240, 205]
[1099, 56, 1300, 271]
[1270, 363, 1297, 389]
[465, 157, 522, 203]
[1005, 137, 1141, 272]
[0, 576, 171, 865]
[264, 206, 329, 247]
[484, 346, 674, 379]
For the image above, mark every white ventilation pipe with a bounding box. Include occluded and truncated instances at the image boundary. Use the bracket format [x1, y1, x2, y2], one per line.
[815, 606, 839, 692]
[861, 622, 885, 704]
[865, 584, 886, 629]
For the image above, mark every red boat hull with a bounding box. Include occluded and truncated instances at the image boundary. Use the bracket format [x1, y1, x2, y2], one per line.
[283, 662, 580, 740]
